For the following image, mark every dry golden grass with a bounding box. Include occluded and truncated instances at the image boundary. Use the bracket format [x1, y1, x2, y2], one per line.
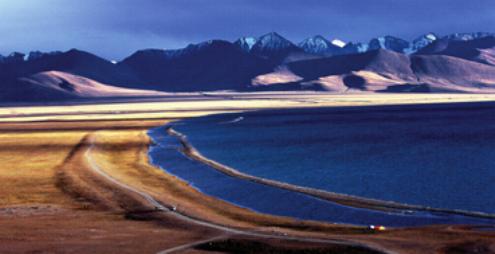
[0, 119, 165, 210]
[0, 119, 359, 253]
[0, 131, 86, 206]
[0, 120, 220, 254]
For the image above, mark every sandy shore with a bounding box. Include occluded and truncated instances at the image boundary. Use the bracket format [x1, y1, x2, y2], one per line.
[4, 92, 495, 122]
[1, 93, 495, 253]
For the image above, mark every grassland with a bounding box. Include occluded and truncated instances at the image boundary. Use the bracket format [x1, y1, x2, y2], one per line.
[1, 93, 495, 253]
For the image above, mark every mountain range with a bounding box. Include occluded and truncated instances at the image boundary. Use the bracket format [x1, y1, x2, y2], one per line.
[1, 31, 495, 101]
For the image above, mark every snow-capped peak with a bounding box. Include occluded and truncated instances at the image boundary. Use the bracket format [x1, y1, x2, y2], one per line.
[425, 33, 437, 41]
[254, 32, 295, 51]
[444, 32, 494, 41]
[331, 39, 346, 48]
[298, 35, 348, 55]
[356, 43, 369, 53]
[376, 37, 386, 48]
[235, 36, 257, 52]
[300, 35, 327, 44]
[242, 37, 257, 48]
[406, 33, 439, 54]
[368, 36, 410, 53]
[298, 35, 331, 53]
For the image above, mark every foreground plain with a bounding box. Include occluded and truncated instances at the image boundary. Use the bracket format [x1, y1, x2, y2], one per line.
[1, 93, 495, 253]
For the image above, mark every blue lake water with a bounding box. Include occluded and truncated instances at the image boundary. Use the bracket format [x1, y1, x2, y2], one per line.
[148, 102, 495, 226]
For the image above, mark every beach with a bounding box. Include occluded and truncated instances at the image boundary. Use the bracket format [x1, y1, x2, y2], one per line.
[1, 92, 495, 253]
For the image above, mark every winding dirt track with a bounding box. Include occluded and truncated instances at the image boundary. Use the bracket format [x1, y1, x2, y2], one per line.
[83, 133, 388, 254]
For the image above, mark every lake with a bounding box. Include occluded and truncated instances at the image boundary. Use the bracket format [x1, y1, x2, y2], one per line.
[148, 102, 495, 226]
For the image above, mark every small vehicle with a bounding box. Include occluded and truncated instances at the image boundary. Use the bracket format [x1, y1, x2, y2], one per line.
[369, 225, 386, 231]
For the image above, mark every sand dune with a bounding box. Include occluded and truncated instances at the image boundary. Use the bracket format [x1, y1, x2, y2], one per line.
[2, 71, 165, 101]
[253, 49, 495, 93]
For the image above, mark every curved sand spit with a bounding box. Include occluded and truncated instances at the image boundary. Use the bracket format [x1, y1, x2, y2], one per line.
[166, 127, 495, 221]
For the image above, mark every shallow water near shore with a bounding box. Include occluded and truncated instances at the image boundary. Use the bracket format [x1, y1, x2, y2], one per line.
[148, 102, 495, 226]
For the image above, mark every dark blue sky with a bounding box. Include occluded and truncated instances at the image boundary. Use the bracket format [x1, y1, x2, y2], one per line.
[0, 0, 493, 60]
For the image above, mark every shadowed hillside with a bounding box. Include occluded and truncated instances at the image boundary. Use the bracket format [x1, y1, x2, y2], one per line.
[119, 40, 273, 91]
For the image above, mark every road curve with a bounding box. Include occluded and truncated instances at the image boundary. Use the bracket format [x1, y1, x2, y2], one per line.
[84, 133, 391, 254]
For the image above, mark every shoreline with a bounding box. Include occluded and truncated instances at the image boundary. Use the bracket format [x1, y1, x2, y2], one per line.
[163, 124, 495, 223]
[2, 95, 495, 253]
[5, 92, 495, 123]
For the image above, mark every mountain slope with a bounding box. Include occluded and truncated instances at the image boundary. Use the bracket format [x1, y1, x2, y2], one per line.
[411, 54, 495, 92]
[252, 49, 420, 91]
[416, 36, 495, 66]
[298, 35, 343, 56]
[253, 48, 495, 93]
[1, 71, 163, 102]
[338, 42, 369, 55]
[3, 31, 495, 95]
[408, 33, 438, 53]
[443, 32, 494, 41]
[0, 49, 140, 86]
[368, 36, 410, 53]
[119, 40, 273, 91]
[287, 49, 415, 81]
[250, 32, 304, 63]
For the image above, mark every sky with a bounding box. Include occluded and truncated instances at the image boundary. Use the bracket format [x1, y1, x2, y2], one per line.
[0, 0, 493, 60]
